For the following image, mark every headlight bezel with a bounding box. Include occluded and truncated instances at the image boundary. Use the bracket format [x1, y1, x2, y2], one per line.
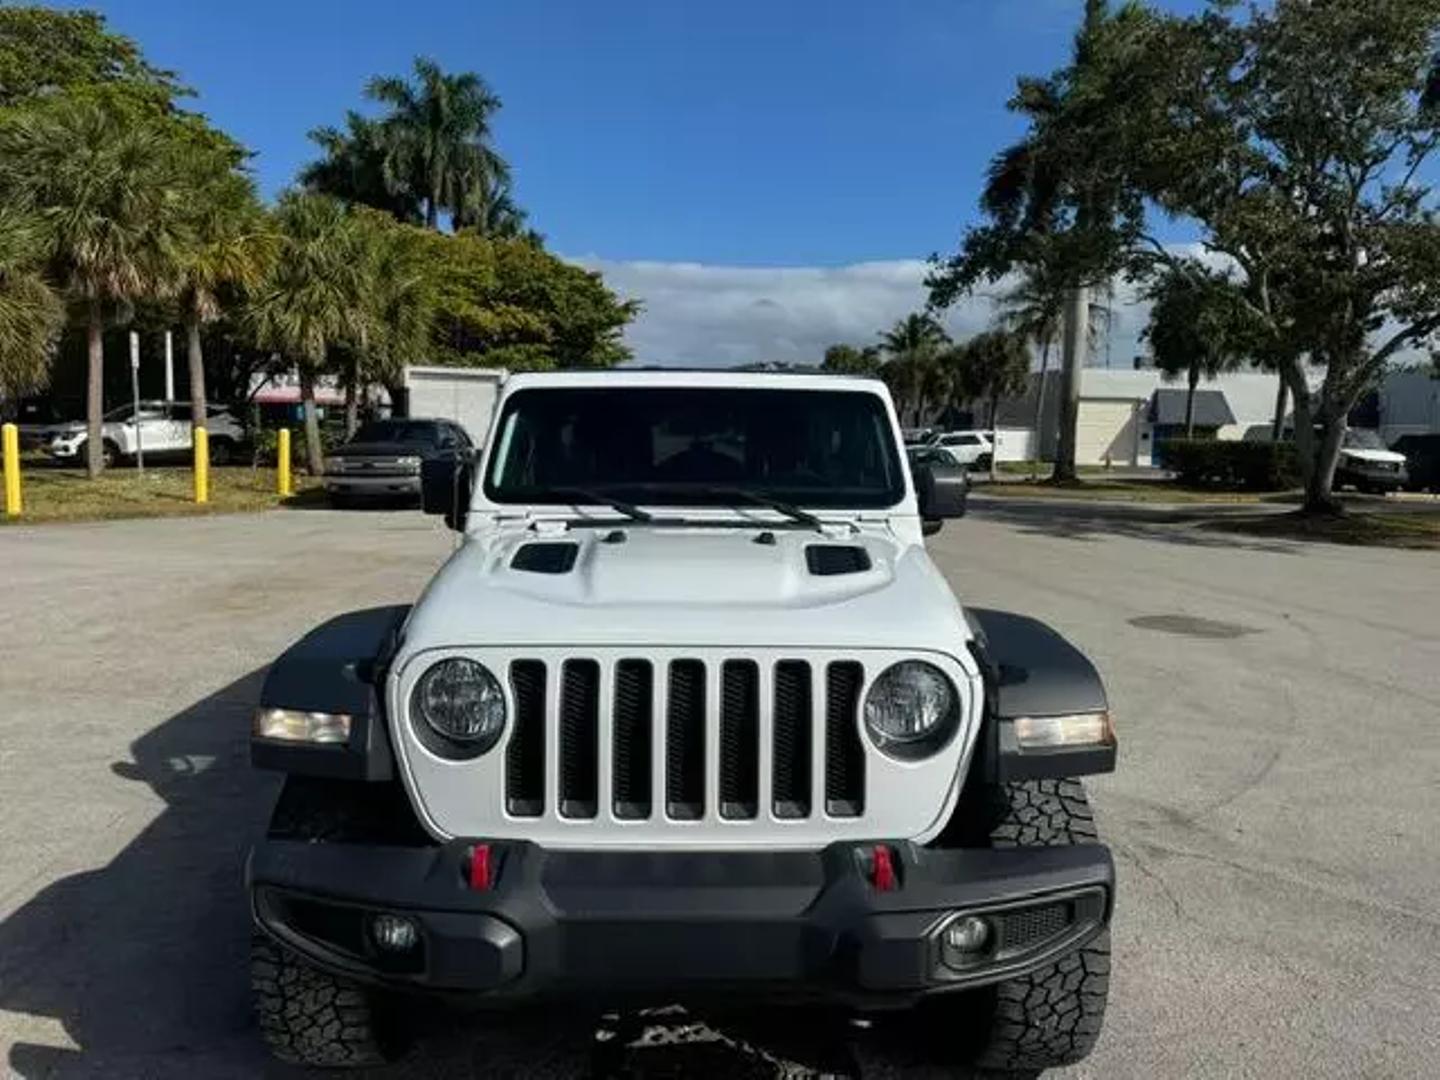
[862, 660, 962, 761]
[409, 657, 507, 760]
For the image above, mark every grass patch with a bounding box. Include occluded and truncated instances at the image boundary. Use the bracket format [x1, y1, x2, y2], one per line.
[1204, 510, 1440, 550]
[980, 478, 1267, 504]
[995, 460, 1116, 477]
[1, 465, 322, 525]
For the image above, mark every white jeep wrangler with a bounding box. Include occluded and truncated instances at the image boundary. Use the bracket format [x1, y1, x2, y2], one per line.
[248, 370, 1117, 1076]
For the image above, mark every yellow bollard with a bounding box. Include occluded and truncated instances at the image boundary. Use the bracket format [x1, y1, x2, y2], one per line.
[277, 428, 293, 497]
[194, 427, 209, 505]
[3, 423, 21, 517]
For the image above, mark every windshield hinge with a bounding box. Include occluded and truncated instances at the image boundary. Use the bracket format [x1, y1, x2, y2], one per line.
[531, 518, 571, 536]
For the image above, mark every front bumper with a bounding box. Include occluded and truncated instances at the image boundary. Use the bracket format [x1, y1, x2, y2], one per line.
[248, 838, 1113, 1007]
[324, 474, 421, 497]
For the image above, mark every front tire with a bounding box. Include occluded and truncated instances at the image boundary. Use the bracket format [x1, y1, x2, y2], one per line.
[251, 933, 407, 1068]
[859, 779, 1111, 1078]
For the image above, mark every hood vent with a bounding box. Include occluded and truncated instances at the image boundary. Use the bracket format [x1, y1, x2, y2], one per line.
[511, 542, 580, 575]
[805, 544, 872, 576]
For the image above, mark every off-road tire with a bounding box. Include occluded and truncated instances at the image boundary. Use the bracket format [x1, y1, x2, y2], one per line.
[968, 778, 1110, 1074]
[251, 933, 405, 1067]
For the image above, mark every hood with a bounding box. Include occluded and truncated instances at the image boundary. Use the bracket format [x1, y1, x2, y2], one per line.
[50, 421, 86, 437]
[1341, 447, 1406, 464]
[400, 524, 969, 653]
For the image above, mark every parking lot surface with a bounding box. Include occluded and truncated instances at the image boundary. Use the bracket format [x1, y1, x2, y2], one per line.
[2, 505, 1438, 1078]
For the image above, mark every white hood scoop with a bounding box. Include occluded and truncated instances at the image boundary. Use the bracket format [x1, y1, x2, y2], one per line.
[495, 528, 891, 608]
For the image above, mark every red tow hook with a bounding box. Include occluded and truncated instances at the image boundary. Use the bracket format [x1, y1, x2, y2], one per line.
[467, 843, 494, 891]
[869, 844, 898, 892]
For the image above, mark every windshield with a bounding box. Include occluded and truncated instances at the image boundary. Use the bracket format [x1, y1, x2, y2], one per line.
[1342, 429, 1387, 450]
[484, 387, 904, 509]
[350, 420, 439, 445]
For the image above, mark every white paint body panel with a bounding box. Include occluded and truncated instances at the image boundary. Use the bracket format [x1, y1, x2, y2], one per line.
[386, 371, 979, 850]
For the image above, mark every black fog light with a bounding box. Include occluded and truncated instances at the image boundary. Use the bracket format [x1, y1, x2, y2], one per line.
[940, 915, 994, 968]
[370, 913, 419, 953]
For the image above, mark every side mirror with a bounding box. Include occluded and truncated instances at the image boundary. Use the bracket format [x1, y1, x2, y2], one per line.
[421, 456, 473, 532]
[915, 463, 968, 536]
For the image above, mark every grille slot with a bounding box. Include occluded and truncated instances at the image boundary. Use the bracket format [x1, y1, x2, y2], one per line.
[506, 660, 546, 817]
[612, 660, 653, 819]
[559, 660, 599, 819]
[824, 662, 865, 817]
[719, 660, 760, 820]
[772, 661, 813, 819]
[666, 660, 707, 820]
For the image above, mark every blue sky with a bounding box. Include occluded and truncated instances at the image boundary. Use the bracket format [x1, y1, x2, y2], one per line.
[69, 0, 1208, 363]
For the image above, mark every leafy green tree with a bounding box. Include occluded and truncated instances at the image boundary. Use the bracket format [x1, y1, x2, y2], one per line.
[821, 343, 883, 376]
[878, 313, 950, 424]
[367, 57, 509, 231]
[176, 148, 276, 433]
[1143, 264, 1258, 436]
[426, 232, 637, 369]
[1116, 0, 1440, 513]
[248, 193, 366, 475]
[0, 204, 62, 398]
[0, 94, 192, 476]
[0, 7, 186, 111]
[454, 173, 530, 238]
[946, 329, 1031, 480]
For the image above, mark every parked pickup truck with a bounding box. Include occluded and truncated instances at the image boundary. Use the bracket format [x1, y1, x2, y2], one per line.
[248, 370, 1117, 1075]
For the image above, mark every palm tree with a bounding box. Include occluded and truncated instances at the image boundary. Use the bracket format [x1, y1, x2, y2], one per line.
[453, 173, 529, 237]
[0, 96, 191, 477]
[0, 205, 63, 399]
[176, 159, 276, 437]
[248, 194, 366, 475]
[878, 313, 950, 425]
[301, 112, 424, 223]
[1144, 264, 1257, 436]
[367, 58, 508, 230]
[997, 265, 1064, 475]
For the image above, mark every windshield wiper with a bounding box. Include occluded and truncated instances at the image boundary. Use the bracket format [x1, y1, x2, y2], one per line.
[703, 487, 822, 529]
[551, 488, 653, 523]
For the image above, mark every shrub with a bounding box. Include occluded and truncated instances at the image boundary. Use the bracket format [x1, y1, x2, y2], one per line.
[250, 425, 342, 467]
[1160, 438, 1299, 490]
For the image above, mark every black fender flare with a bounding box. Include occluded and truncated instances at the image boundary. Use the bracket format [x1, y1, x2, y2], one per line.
[965, 608, 1115, 782]
[252, 605, 409, 780]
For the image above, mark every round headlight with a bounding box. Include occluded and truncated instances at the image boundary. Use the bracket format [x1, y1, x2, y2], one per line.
[864, 661, 958, 759]
[411, 658, 506, 758]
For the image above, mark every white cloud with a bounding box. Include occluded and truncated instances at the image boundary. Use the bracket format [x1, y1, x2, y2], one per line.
[569, 256, 1156, 369]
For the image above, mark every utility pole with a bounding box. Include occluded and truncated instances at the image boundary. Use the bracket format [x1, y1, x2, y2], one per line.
[164, 330, 175, 403]
[129, 331, 145, 474]
[1053, 285, 1087, 482]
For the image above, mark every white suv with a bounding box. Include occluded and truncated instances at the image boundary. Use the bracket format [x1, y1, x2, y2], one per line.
[45, 402, 245, 466]
[932, 430, 995, 470]
[248, 371, 1117, 1075]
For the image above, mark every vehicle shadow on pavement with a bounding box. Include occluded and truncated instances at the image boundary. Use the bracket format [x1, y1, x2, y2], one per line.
[0, 670, 281, 1079]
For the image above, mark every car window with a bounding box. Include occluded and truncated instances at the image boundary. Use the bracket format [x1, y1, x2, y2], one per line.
[351, 420, 441, 445]
[487, 387, 904, 508]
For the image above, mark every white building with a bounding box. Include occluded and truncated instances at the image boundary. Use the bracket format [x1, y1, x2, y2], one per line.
[1377, 370, 1440, 444]
[993, 368, 1300, 467]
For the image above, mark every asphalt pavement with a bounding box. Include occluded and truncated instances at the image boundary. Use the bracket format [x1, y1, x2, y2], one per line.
[1, 503, 1437, 1078]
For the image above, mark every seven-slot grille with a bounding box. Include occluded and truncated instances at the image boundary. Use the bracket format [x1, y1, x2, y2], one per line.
[504, 656, 868, 824]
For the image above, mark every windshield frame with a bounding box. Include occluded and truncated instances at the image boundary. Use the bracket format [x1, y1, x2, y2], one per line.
[478, 383, 910, 514]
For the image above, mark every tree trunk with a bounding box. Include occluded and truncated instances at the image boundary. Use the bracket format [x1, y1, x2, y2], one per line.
[1270, 374, 1289, 440]
[299, 368, 325, 477]
[1185, 364, 1199, 438]
[1283, 362, 1342, 515]
[1052, 286, 1087, 483]
[86, 305, 105, 478]
[344, 351, 360, 438]
[1031, 336, 1052, 480]
[186, 316, 207, 430]
[426, 186, 441, 230]
[989, 393, 999, 482]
